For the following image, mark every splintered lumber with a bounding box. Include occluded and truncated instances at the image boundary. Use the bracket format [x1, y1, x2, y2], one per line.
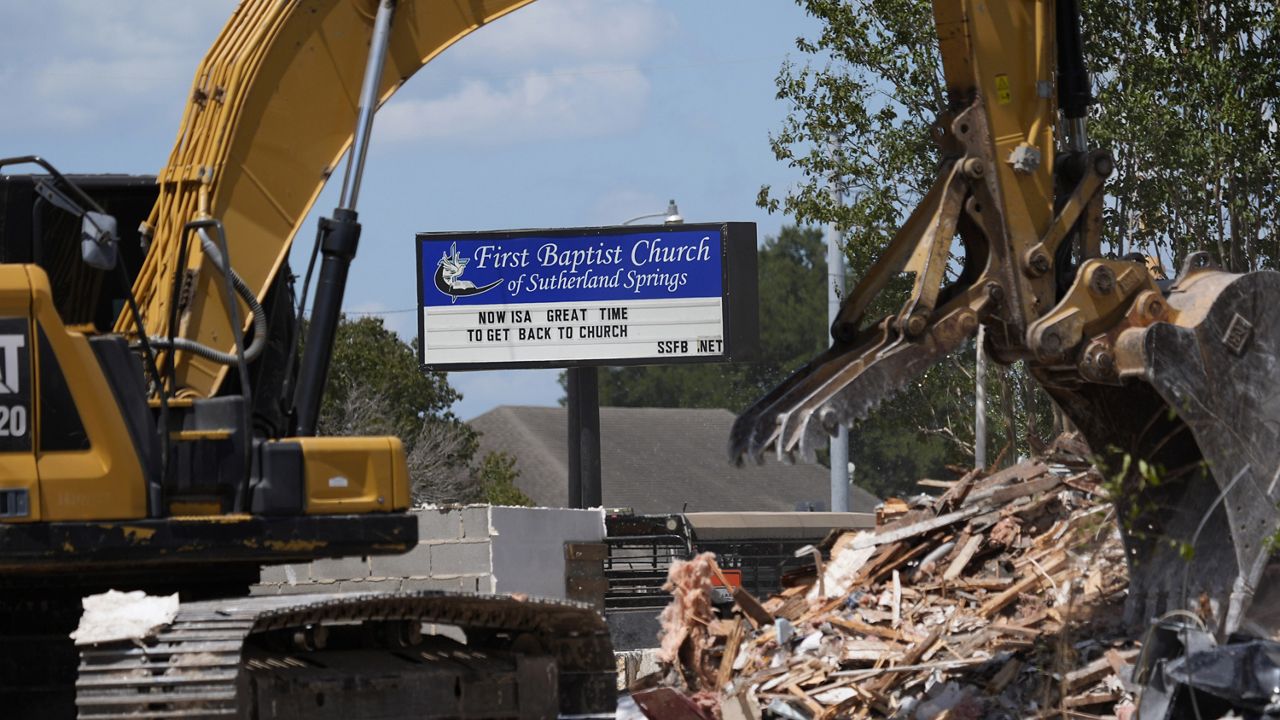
[1064, 649, 1139, 692]
[828, 615, 914, 643]
[934, 467, 980, 512]
[786, 684, 826, 717]
[852, 505, 987, 549]
[716, 619, 746, 690]
[651, 435, 1137, 720]
[1063, 691, 1124, 708]
[942, 533, 984, 581]
[978, 552, 1067, 618]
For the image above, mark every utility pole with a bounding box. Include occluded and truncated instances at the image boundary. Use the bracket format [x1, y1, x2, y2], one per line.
[827, 146, 850, 512]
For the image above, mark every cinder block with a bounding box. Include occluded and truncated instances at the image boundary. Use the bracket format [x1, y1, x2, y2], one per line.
[461, 506, 491, 539]
[369, 547, 432, 579]
[310, 555, 371, 580]
[402, 576, 473, 593]
[339, 579, 400, 594]
[249, 584, 279, 596]
[259, 565, 289, 583]
[429, 541, 491, 577]
[416, 508, 463, 540]
[278, 580, 322, 594]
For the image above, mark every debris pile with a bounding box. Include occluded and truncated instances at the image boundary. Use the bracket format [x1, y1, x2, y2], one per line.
[642, 437, 1142, 719]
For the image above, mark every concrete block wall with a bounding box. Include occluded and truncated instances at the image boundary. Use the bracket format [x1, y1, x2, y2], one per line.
[255, 505, 604, 600]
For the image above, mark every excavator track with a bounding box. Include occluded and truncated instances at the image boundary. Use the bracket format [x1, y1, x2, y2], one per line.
[75, 591, 615, 719]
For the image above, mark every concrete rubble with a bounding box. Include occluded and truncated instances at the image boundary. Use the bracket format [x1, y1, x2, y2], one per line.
[633, 435, 1141, 719]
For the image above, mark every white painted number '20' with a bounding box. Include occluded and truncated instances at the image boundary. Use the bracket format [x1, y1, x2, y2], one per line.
[0, 405, 27, 437]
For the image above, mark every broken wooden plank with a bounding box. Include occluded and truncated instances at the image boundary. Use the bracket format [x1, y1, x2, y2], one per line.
[978, 552, 1067, 618]
[987, 658, 1023, 693]
[827, 615, 916, 643]
[854, 505, 988, 550]
[717, 618, 746, 690]
[786, 683, 826, 717]
[934, 467, 981, 513]
[942, 533, 984, 581]
[1064, 649, 1139, 692]
[732, 586, 774, 628]
[1063, 691, 1124, 708]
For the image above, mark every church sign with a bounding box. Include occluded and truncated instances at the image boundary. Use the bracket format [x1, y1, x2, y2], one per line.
[417, 223, 758, 370]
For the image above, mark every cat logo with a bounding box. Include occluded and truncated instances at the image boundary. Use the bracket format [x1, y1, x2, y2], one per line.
[0, 335, 24, 394]
[434, 242, 502, 303]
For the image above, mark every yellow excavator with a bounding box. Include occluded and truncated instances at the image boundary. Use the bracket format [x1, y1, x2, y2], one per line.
[0, 1, 612, 717]
[733, 0, 1280, 649]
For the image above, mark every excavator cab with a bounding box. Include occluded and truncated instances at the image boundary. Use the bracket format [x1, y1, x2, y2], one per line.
[732, 0, 1280, 640]
[0, 157, 412, 530]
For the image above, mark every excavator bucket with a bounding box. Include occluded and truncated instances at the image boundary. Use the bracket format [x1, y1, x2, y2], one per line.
[1048, 256, 1280, 636]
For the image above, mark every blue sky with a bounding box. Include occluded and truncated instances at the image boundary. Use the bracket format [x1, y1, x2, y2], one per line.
[0, 0, 823, 420]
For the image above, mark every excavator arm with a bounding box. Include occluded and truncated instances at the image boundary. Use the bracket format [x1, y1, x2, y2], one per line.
[116, 0, 536, 402]
[733, 0, 1070, 464]
[733, 0, 1280, 640]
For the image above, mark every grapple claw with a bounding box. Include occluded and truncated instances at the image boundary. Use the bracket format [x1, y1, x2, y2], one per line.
[732, 306, 986, 466]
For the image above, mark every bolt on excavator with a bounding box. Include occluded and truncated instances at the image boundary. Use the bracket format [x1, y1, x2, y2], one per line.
[0, 1, 613, 717]
[733, 0, 1280, 647]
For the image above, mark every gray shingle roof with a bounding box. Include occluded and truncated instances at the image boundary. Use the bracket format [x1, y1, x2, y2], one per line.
[468, 406, 880, 514]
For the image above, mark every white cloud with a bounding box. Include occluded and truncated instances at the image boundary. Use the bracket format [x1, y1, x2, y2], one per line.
[453, 0, 675, 68]
[1, 0, 672, 145]
[0, 1, 236, 132]
[378, 66, 650, 145]
[378, 0, 671, 145]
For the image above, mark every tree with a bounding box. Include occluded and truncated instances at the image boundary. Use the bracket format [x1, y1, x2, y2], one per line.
[760, 0, 1279, 272]
[470, 451, 532, 506]
[1085, 0, 1279, 271]
[316, 316, 526, 505]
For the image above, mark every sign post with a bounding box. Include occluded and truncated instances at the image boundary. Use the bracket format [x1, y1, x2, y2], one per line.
[565, 366, 601, 508]
[418, 222, 758, 507]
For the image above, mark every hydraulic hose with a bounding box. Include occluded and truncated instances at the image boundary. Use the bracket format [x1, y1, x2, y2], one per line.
[134, 230, 267, 367]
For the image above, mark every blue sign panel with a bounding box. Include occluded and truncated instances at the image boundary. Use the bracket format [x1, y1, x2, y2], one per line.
[420, 228, 723, 307]
[417, 223, 757, 370]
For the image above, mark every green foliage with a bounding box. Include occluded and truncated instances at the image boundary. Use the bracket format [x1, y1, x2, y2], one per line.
[1085, 0, 1280, 271]
[765, 0, 1280, 274]
[1099, 450, 1202, 564]
[472, 451, 533, 507]
[758, 0, 943, 268]
[317, 316, 527, 505]
[320, 316, 461, 440]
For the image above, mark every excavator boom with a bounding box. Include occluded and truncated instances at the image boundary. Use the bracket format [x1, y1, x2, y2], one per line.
[117, 0, 536, 402]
